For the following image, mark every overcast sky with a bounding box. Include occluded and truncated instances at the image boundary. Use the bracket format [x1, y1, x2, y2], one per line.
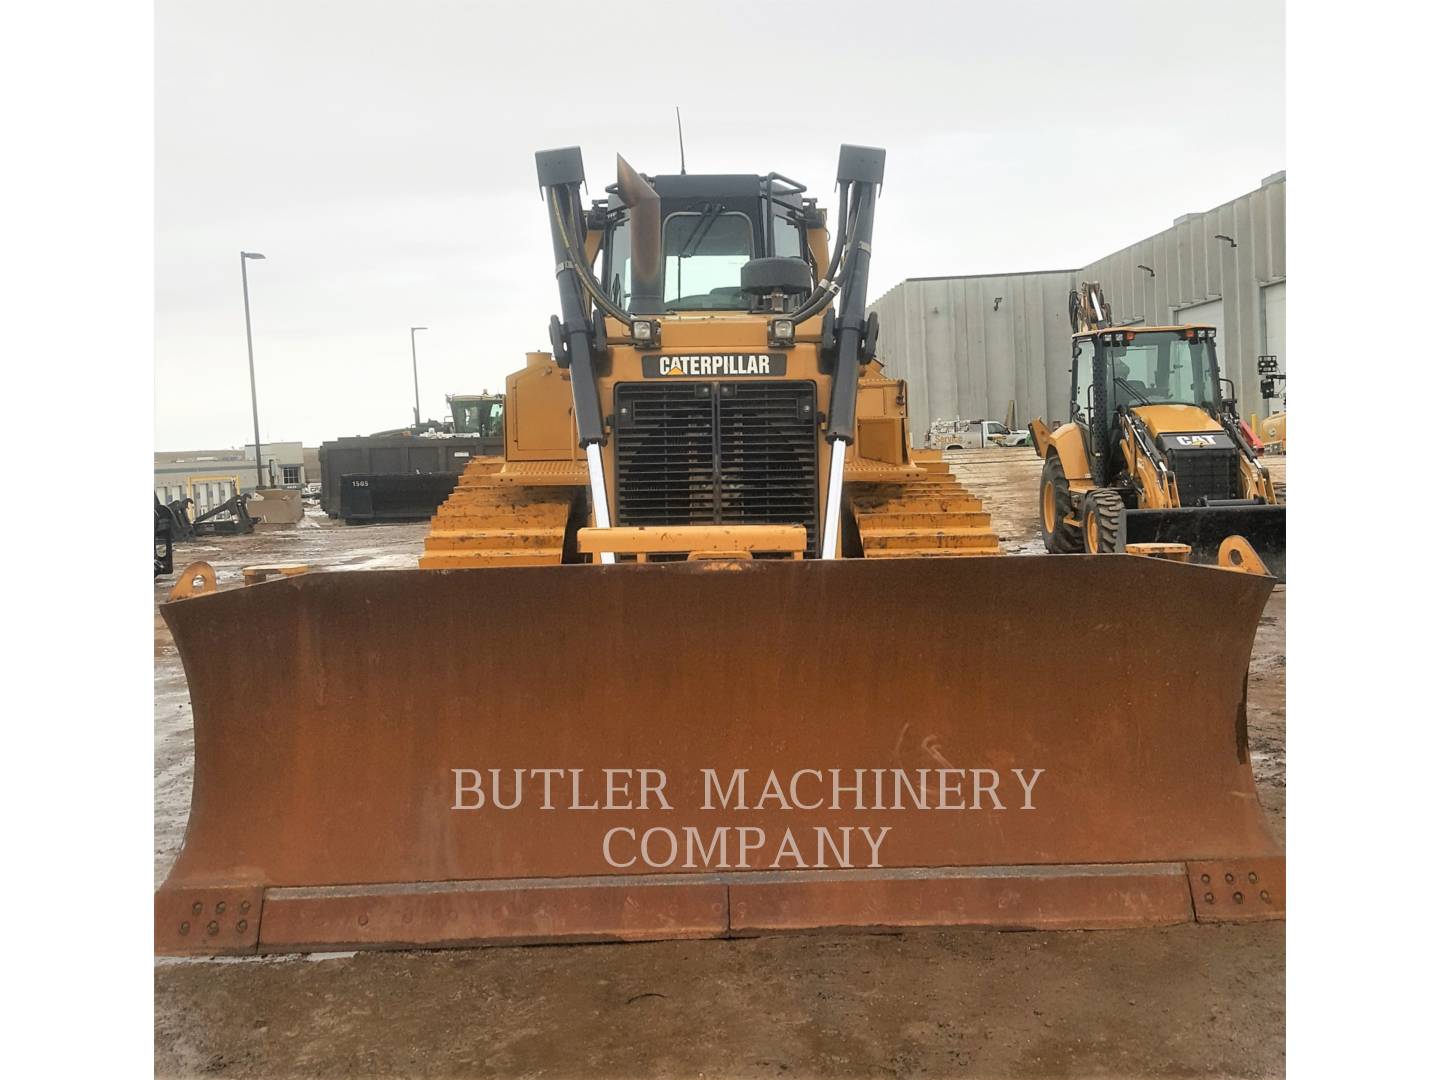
[156, 0, 1283, 449]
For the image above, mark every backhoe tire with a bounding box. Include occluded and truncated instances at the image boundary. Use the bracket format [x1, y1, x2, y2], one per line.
[1040, 455, 1083, 553]
[1082, 489, 1125, 554]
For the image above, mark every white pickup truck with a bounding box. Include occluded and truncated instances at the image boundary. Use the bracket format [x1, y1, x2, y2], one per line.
[926, 418, 1030, 450]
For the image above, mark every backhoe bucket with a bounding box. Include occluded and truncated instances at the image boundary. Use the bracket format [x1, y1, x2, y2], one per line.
[156, 555, 1283, 955]
[1124, 504, 1286, 581]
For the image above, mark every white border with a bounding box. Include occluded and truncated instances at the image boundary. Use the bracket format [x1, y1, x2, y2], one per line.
[4, 1, 154, 1072]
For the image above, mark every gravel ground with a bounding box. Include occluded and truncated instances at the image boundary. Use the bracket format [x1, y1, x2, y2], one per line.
[155, 454, 1285, 1079]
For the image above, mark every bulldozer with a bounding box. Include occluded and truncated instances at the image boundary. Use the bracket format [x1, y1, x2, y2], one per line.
[417, 149, 992, 567]
[155, 148, 1283, 957]
[1030, 282, 1286, 579]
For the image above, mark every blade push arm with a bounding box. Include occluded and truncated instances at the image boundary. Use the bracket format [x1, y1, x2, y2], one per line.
[535, 147, 617, 561]
[820, 144, 886, 559]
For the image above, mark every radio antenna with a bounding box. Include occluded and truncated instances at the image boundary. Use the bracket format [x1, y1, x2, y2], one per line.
[675, 106, 687, 175]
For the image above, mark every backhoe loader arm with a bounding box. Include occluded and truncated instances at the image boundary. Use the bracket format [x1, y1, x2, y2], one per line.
[1069, 281, 1112, 333]
[1117, 408, 1179, 507]
[1217, 409, 1276, 500]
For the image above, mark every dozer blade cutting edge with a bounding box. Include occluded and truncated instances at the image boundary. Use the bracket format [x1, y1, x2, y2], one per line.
[156, 554, 1283, 956]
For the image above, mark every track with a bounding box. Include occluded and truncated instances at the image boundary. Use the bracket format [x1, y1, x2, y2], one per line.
[418, 459, 581, 569]
[937, 447, 1048, 554]
[422, 454, 1008, 565]
[850, 457, 1002, 557]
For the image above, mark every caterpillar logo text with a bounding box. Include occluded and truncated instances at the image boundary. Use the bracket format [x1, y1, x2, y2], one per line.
[642, 353, 787, 378]
[1174, 434, 1219, 447]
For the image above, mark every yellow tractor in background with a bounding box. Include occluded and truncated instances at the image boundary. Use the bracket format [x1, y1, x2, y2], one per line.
[155, 151, 1283, 957]
[1030, 282, 1286, 578]
[1257, 353, 1286, 454]
[1259, 411, 1286, 454]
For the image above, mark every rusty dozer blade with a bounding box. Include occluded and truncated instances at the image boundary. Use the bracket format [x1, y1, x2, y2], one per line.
[156, 555, 1283, 955]
[1124, 504, 1286, 581]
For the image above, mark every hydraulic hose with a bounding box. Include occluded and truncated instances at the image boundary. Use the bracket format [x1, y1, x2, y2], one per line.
[790, 181, 854, 325]
[549, 189, 633, 327]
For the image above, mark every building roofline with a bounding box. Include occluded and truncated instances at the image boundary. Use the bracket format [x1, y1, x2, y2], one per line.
[882, 172, 1284, 290]
[1103, 172, 1285, 259]
[898, 269, 1081, 284]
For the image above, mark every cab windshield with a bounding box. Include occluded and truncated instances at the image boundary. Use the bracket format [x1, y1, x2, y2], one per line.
[1104, 331, 1221, 410]
[663, 209, 753, 311]
[601, 197, 808, 314]
[452, 400, 503, 437]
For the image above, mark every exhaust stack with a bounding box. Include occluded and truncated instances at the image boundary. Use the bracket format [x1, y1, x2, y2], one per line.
[616, 155, 664, 315]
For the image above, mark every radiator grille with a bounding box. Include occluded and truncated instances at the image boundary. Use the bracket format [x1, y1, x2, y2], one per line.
[1170, 449, 1240, 505]
[614, 381, 819, 555]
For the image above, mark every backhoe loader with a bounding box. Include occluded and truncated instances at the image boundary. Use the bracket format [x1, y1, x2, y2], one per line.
[1030, 282, 1286, 578]
[155, 150, 1283, 957]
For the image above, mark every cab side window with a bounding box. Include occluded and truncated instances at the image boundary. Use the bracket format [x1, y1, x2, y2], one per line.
[1072, 339, 1096, 424]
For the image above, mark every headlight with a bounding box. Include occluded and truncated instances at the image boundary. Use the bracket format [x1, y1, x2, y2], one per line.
[631, 319, 659, 346]
[768, 318, 795, 347]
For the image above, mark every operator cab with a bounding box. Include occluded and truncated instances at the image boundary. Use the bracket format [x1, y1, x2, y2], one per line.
[1072, 327, 1224, 431]
[1072, 326, 1252, 503]
[596, 173, 822, 314]
[448, 394, 504, 437]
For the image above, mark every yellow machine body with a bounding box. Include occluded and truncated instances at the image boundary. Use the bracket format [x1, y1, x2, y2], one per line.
[421, 327, 999, 566]
[1035, 387, 1278, 509]
[1259, 411, 1287, 455]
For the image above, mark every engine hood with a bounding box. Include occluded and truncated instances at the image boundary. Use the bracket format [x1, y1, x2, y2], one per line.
[1132, 404, 1223, 438]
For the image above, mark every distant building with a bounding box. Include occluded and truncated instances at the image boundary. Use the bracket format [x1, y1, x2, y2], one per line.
[870, 172, 1286, 441]
[302, 446, 321, 486]
[154, 441, 307, 516]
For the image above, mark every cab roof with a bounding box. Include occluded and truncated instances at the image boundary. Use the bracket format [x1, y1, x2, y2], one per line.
[647, 174, 769, 199]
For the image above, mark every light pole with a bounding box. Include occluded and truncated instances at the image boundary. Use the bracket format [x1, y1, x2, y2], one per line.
[410, 326, 428, 426]
[240, 251, 267, 490]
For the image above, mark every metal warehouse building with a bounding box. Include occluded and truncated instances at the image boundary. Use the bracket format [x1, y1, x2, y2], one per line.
[869, 172, 1286, 441]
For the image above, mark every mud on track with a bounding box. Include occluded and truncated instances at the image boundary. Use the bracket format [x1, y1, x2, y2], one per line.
[156, 461, 1285, 1079]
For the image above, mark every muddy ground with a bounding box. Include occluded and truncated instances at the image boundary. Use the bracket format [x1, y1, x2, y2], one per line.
[155, 448, 1285, 1079]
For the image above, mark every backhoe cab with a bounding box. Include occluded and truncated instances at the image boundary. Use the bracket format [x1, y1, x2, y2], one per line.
[1031, 283, 1285, 577]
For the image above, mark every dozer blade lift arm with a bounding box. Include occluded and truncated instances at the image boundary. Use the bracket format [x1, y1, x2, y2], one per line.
[535, 146, 623, 563]
[820, 145, 885, 559]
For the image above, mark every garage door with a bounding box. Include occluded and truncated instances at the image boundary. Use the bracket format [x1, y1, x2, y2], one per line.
[1175, 298, 1226, 383]
[1262, 282, 1285, 416]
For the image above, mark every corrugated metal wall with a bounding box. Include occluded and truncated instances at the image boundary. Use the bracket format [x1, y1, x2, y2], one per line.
[1081, 172, 1285, 420]
[869, 270, 1079, 436]
[870, 173, 1285, 443]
